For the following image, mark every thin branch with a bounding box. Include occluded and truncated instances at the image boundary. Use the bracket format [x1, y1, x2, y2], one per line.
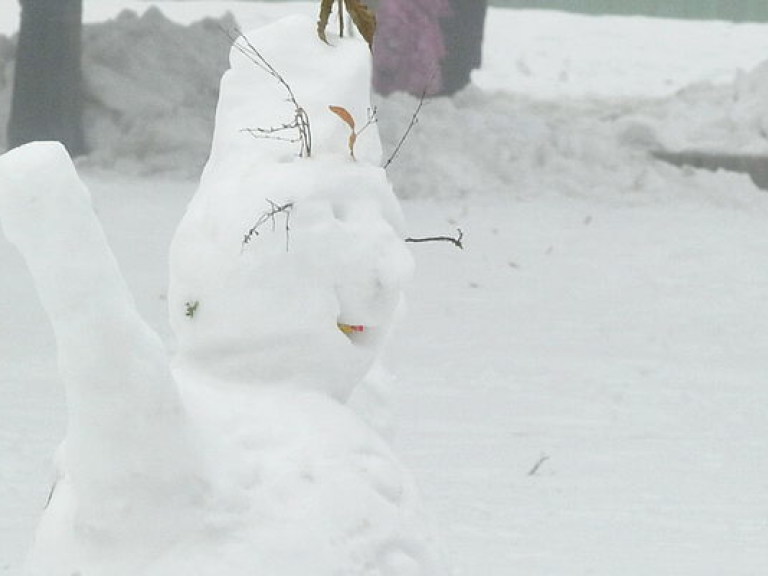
[405, 229, 464, 250]
[240, 127, 303, 145]
[243, 199, 294, 251]
[527, 454, 550, 476]
[383, 73, 435, 169]
[357, 106, 378, 138]
[223, 27, 312, 157]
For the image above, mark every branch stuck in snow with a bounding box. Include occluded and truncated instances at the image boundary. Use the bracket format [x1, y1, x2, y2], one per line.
[242, 199, 295, 251]
[383, 74, 434, 169]
[527, 454, 550, 476]
[405, 228, 464, 250]
[224, 27, 312, 157]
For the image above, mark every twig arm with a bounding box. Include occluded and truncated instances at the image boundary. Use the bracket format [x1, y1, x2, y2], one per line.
[405, 229, 464, 250]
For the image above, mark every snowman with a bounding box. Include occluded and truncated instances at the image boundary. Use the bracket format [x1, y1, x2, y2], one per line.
[0, 15, 443, 576]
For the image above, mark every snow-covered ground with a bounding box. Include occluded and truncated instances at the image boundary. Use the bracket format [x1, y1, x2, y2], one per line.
[2, 2, 768, 575]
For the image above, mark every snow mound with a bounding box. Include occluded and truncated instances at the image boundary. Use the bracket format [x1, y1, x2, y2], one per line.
[633, 62, 768, 155]
[81, 7, 234, 175]
[0, 8, 232, 174]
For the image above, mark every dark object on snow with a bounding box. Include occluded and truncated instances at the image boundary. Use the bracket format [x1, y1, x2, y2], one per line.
[372, 0, 487, 97]
[8, 0, 86, 156]
[653, 150, 768, 191]
[439, 0, 488, 96]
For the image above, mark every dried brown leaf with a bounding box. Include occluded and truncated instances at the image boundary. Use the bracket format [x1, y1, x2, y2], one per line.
[329, 105, 358, 158]
[343, 0, 376, 50]
[317, 0, 334, 44]
[329, 105, 356, 131]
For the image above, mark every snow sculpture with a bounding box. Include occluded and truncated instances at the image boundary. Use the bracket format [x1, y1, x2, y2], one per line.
[169, 15, 412, 400]
[0, 14, 442, 576]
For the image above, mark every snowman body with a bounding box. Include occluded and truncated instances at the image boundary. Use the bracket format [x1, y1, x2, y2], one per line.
[0, 15, 443, 576]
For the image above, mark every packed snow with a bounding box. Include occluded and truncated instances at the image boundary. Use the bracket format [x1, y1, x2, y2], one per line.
[2, 15, 440, 576]
[2, 2, 768, 576]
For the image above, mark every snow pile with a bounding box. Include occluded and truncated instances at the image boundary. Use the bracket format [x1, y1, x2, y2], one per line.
[625, 62, 768, 155]
[0, 15, 441, 576]
[81, 8, 234, 175]
[376, 86, 760, 201]
[0, 8, 232, 174]
[1, 4, 768, 187]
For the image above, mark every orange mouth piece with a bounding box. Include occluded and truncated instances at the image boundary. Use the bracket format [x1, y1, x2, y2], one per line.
[337, 323, 365, 335]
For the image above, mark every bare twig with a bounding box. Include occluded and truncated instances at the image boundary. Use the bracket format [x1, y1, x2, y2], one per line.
[405, 229, 464, 250]
[527, 454, 550, 476]
[44, 478, 58, 509]
[241, 126, 304, 146]
[224, 27, 312, 157]
[357, 106, 378, 138]
[243, 199, 295, 251]
[383, 73, 435, 169]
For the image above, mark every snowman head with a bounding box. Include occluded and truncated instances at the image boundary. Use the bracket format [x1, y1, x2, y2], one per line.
[168, 16, 413, 398]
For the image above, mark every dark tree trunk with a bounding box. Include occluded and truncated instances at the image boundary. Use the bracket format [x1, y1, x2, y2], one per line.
[8, 0, 86, 156]
[439, 0, 488, 96]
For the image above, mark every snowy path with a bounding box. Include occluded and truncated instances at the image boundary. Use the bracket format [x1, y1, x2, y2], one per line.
[2, 174, 767, 574]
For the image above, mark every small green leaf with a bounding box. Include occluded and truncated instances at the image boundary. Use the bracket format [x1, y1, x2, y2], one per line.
[185, 301, 199, 318]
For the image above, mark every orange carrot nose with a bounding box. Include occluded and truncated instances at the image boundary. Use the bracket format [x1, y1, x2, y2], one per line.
[338, 323, 365, 335]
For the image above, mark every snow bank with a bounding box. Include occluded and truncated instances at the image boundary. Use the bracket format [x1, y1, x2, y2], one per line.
[0, 8, 232, 174]
[627, 62, 768, 155]
[2, 5, 768, 188]
[376, 86, 764, 202]
[81, 8, 234, 175]
[0, 0, 768, 191]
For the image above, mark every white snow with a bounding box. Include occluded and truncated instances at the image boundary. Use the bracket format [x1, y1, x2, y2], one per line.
[170, 16, 410, 400]
[1, 2, 768, 576]
[2, 15, 438, 576]
[476, 9, 768, 99]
